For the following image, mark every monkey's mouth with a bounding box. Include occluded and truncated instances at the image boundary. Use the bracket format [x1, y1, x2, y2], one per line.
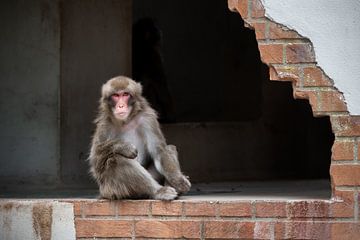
[114, 111, 129, 119]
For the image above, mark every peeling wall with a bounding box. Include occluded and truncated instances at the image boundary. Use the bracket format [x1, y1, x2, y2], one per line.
[0, 201, 75, 240]
[262, 0, 360, 115]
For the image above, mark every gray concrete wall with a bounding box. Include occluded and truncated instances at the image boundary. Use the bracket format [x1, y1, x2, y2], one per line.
[0, 0, 132, 189]
[60, 0, 132, 186]
[0, 0, 61, 188]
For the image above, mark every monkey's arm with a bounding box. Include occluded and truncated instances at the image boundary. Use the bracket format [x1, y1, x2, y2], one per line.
[95, 139, 138, 159]
[89, 138, 138, 177]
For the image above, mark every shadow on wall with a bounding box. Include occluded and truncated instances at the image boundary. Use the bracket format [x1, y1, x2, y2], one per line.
[133, 0, 334, 182]
[132, 17, 176, 123]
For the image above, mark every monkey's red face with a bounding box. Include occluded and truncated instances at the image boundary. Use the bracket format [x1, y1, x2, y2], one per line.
[111, 91, 132, 120]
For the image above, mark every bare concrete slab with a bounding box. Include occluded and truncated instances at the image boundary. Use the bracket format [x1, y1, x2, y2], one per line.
[0, 179, 331, 201]
[182, 179, 331, 200]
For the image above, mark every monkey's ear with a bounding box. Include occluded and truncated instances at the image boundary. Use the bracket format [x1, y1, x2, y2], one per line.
[135, 82, 143, 95]
[101, 81, 112, 98]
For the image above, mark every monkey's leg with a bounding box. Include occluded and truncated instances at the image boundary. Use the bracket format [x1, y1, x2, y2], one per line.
[152, 145, 191, 194]
[147, 162, 165, 184]
[101, 158, 177, 200]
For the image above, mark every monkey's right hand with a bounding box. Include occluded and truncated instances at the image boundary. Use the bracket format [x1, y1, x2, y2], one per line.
[115, 143, 138, 159]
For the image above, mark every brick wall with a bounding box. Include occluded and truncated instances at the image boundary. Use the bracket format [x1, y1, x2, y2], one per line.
[72, 198, 359, 239]
[72, 0, 360, 239]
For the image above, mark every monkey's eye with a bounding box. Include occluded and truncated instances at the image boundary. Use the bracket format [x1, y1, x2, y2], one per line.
[111, 93, 120, 101]
[122, 92, 130, 97]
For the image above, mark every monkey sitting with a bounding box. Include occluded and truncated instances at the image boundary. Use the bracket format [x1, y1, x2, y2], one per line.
[89, 76, 191, 200]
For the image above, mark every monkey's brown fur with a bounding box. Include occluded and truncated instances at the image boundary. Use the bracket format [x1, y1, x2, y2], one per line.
[89, 76, 191, 200]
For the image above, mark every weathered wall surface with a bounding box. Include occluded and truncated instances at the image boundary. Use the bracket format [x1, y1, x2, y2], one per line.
[0, 200, 75, 240]
[262, 0, 360, 115]
[60, 0, 132, 186]
[0, 0, 132, 189]
[0, 0, 60, 187]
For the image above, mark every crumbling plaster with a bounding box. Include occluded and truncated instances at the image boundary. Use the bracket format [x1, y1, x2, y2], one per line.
[262, 0, 360, 115]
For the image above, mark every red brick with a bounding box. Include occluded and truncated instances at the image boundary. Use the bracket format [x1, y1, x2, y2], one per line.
[293, 90, 317, 112]
[270, 66, 301, 83]
[228, 0, 238, 12]
[287, 201, 329, 218]
[73, 201, 82, 216]
[357, 142, 360, 160]
[331, 116, 360, 137]
[135, 220, 200, 239]
[303, 66, 333, 87]
[229, 0, 248, 19]
[75, 219, 132, 238]
[204, 221, 238, 239]
[269, 66, 278, 80]
[82, 201, 115, 216]
[258, 44, 283, 64]
[252, 222, 273, 239]
[332, 140, 355, 161]
[333, 189, 354, 202]
[218, 202, 252, 217]
[255, 201, 286, 217]
[286, 43, 315, 63]
[251, 0, 265, 18]
[330, 165, 360, 186]
[331, 190, 354, 218]
[318, 91, 347, 112]
[252, 22, 266, 40]
[204, 221, 254, 239]
[118, 200, 150, 216]
[184, 201, 216, 216]
[268, 22, 300, 39]
[275, 222, 331, 239]
[151, 201, 182, 216]
[358, 193, 360, 219]
[331, 223, 360, 240]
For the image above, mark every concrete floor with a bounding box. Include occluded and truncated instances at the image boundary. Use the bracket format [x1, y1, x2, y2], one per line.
[0, 179, 331, 200]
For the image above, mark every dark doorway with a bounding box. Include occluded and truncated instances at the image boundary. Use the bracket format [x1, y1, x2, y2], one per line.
[133, 0, 334, 183]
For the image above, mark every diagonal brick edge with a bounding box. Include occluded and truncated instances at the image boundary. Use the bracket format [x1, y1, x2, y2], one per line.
[228, 0, 360, 191]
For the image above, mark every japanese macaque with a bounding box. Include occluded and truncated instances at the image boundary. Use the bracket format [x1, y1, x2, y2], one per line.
[89, 76, 191, 200]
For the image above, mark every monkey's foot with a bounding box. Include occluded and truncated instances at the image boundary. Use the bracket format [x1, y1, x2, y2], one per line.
[154, 186, 178, 200]
[171, 175, 191, 194]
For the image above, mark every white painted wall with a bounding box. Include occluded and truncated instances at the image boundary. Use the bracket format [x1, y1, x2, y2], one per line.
[262, 0, 360, 115]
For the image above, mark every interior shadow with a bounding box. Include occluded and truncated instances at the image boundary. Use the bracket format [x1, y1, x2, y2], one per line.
[133, 0, 334, 185]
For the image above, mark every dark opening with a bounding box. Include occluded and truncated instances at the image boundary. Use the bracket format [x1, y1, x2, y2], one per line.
[133, 0, 334, 184]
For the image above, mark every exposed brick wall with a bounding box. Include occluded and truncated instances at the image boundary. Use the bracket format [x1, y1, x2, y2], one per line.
[227, 0, 360, 238]
[72, 0, 360, 239]
[72, 199, 360, 239]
